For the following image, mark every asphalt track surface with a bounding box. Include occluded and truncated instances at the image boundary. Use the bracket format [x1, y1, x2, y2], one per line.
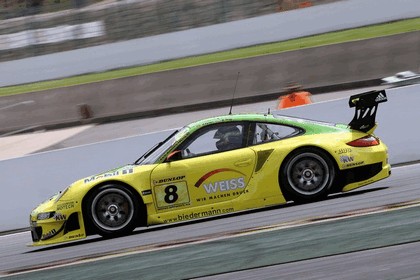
[1, 88, 420, 279]
[1, 164, 420, 279]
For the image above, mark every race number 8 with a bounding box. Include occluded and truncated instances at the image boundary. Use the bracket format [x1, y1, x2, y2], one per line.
[155, 181, 190, 210]
[164, 185, 178, 203]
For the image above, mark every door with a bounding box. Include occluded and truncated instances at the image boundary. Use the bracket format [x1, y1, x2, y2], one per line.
[150, 122, 256, 213]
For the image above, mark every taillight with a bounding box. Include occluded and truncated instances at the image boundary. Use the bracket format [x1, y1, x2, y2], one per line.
[347, 135, 380, 147]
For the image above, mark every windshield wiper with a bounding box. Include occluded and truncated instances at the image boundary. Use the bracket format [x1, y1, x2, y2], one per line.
[134, 130, 178, 164]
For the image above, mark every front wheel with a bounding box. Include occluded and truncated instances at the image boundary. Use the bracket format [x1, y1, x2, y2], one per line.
[86, 184, 139, 238]
[280, 148, 335, 203]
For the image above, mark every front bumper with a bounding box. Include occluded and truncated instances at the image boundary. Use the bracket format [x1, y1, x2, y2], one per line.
[30, 212, 86, 246]
[29, 197, 87, 246]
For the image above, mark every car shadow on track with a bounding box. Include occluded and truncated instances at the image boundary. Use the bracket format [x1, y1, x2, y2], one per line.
[27, 186, 389, 253]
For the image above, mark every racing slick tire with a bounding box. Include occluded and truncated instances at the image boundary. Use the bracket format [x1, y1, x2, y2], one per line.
[280, 148, 335, 203]
[86, 184, 139, 238]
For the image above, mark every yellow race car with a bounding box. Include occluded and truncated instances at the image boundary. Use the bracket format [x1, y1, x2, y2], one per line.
[29, 90, 390, 246]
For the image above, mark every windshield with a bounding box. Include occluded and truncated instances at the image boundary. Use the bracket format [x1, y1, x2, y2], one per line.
[135, 127, 190, 165]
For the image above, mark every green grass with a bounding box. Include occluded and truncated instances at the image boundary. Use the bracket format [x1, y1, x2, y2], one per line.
[1, 17, 419, 97]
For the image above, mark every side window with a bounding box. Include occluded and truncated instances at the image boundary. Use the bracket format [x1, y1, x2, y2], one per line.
[180, 123, 245, 158]
[253, 123, 300, 144]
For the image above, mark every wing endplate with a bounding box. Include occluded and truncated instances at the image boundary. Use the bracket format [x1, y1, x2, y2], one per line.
[348, 90, 387, 132]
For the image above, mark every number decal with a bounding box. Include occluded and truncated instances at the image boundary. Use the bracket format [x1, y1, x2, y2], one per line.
[154, 181, 190, 210]
[164, 185, 179, 203]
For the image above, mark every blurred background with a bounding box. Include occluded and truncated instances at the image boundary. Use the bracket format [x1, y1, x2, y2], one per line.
[1, 0, 339, 62]
[1, 0, 419, 134]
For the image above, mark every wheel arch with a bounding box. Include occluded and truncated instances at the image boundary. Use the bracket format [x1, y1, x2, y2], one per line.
[82, 180, 147, 235]
[278, 145, 340, 201]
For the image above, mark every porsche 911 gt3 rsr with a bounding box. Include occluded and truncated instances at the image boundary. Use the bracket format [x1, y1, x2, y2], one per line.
[29, 90, 391, 246]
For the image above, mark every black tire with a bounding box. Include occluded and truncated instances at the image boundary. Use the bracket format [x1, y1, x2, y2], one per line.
[86, 184, 139, 238]
[280, 148, 335, 203]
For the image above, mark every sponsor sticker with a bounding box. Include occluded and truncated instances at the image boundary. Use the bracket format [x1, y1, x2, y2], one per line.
[153, 175, 185, 186]
[340, 155, 354, 163]
[142, 190, 152, 196]
[84, 167, 134, 183]
[68, 233, 85, 239]
[53, 213, 67, 221]
[203, 177, 245, 194]
[335, 148, 352, 154]
[42, 229, 57, 240]
[57, 201, 75, 210]
[343, 161, 364, 168]
[154, 181, 190, 210]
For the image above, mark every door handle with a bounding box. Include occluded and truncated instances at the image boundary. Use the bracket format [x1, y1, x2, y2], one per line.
[234, 159, 252, 167]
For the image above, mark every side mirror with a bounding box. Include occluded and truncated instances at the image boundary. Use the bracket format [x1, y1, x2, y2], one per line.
[166, 150, 183, 162]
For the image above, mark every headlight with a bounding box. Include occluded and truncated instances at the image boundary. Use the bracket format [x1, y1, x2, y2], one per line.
[37, 212, 55, 220]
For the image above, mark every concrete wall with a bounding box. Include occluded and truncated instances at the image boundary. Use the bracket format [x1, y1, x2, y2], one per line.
[0, 84, 419, 232]
[1, 31, 419, 134]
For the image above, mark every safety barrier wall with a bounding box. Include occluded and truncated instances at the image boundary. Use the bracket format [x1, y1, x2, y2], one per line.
[0, 0, 338, 61]
[0, 84, 419, 232]
[1, 30, 419, 134]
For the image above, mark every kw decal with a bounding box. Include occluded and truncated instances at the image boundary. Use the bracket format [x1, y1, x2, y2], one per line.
[53, 213, 67, 221]
[340, 155, 354, 163]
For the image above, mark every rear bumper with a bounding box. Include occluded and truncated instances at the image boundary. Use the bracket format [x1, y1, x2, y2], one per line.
[341, 162, 391, 192]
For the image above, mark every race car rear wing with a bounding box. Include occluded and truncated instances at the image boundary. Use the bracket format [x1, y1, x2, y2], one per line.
[348, 90, 387, 133]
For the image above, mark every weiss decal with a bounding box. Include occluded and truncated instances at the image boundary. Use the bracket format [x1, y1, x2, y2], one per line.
[203, 177, 245, 194]
[194, 168, 245, 188]
[194, 168, 249, 202]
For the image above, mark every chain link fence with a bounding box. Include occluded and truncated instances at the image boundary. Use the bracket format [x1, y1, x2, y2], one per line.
[0, 0, 340, 62]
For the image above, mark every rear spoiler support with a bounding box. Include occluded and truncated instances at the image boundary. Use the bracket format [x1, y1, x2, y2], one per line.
[348, 90, 387, 132]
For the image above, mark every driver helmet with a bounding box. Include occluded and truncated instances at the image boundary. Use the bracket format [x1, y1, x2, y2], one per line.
[214, 126, 242, 151]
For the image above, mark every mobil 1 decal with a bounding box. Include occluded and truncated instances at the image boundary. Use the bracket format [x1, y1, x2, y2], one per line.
[154, 175, 190, 210]
[194, 168, 249, 202]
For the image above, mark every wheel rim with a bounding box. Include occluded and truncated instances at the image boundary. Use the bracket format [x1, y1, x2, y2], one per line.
[286, 152, 330, 195]
[91, 188, 134, 231]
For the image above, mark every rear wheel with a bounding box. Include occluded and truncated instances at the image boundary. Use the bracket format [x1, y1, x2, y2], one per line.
[86, 184, 139, 237]
[280, 148, 335, 203]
